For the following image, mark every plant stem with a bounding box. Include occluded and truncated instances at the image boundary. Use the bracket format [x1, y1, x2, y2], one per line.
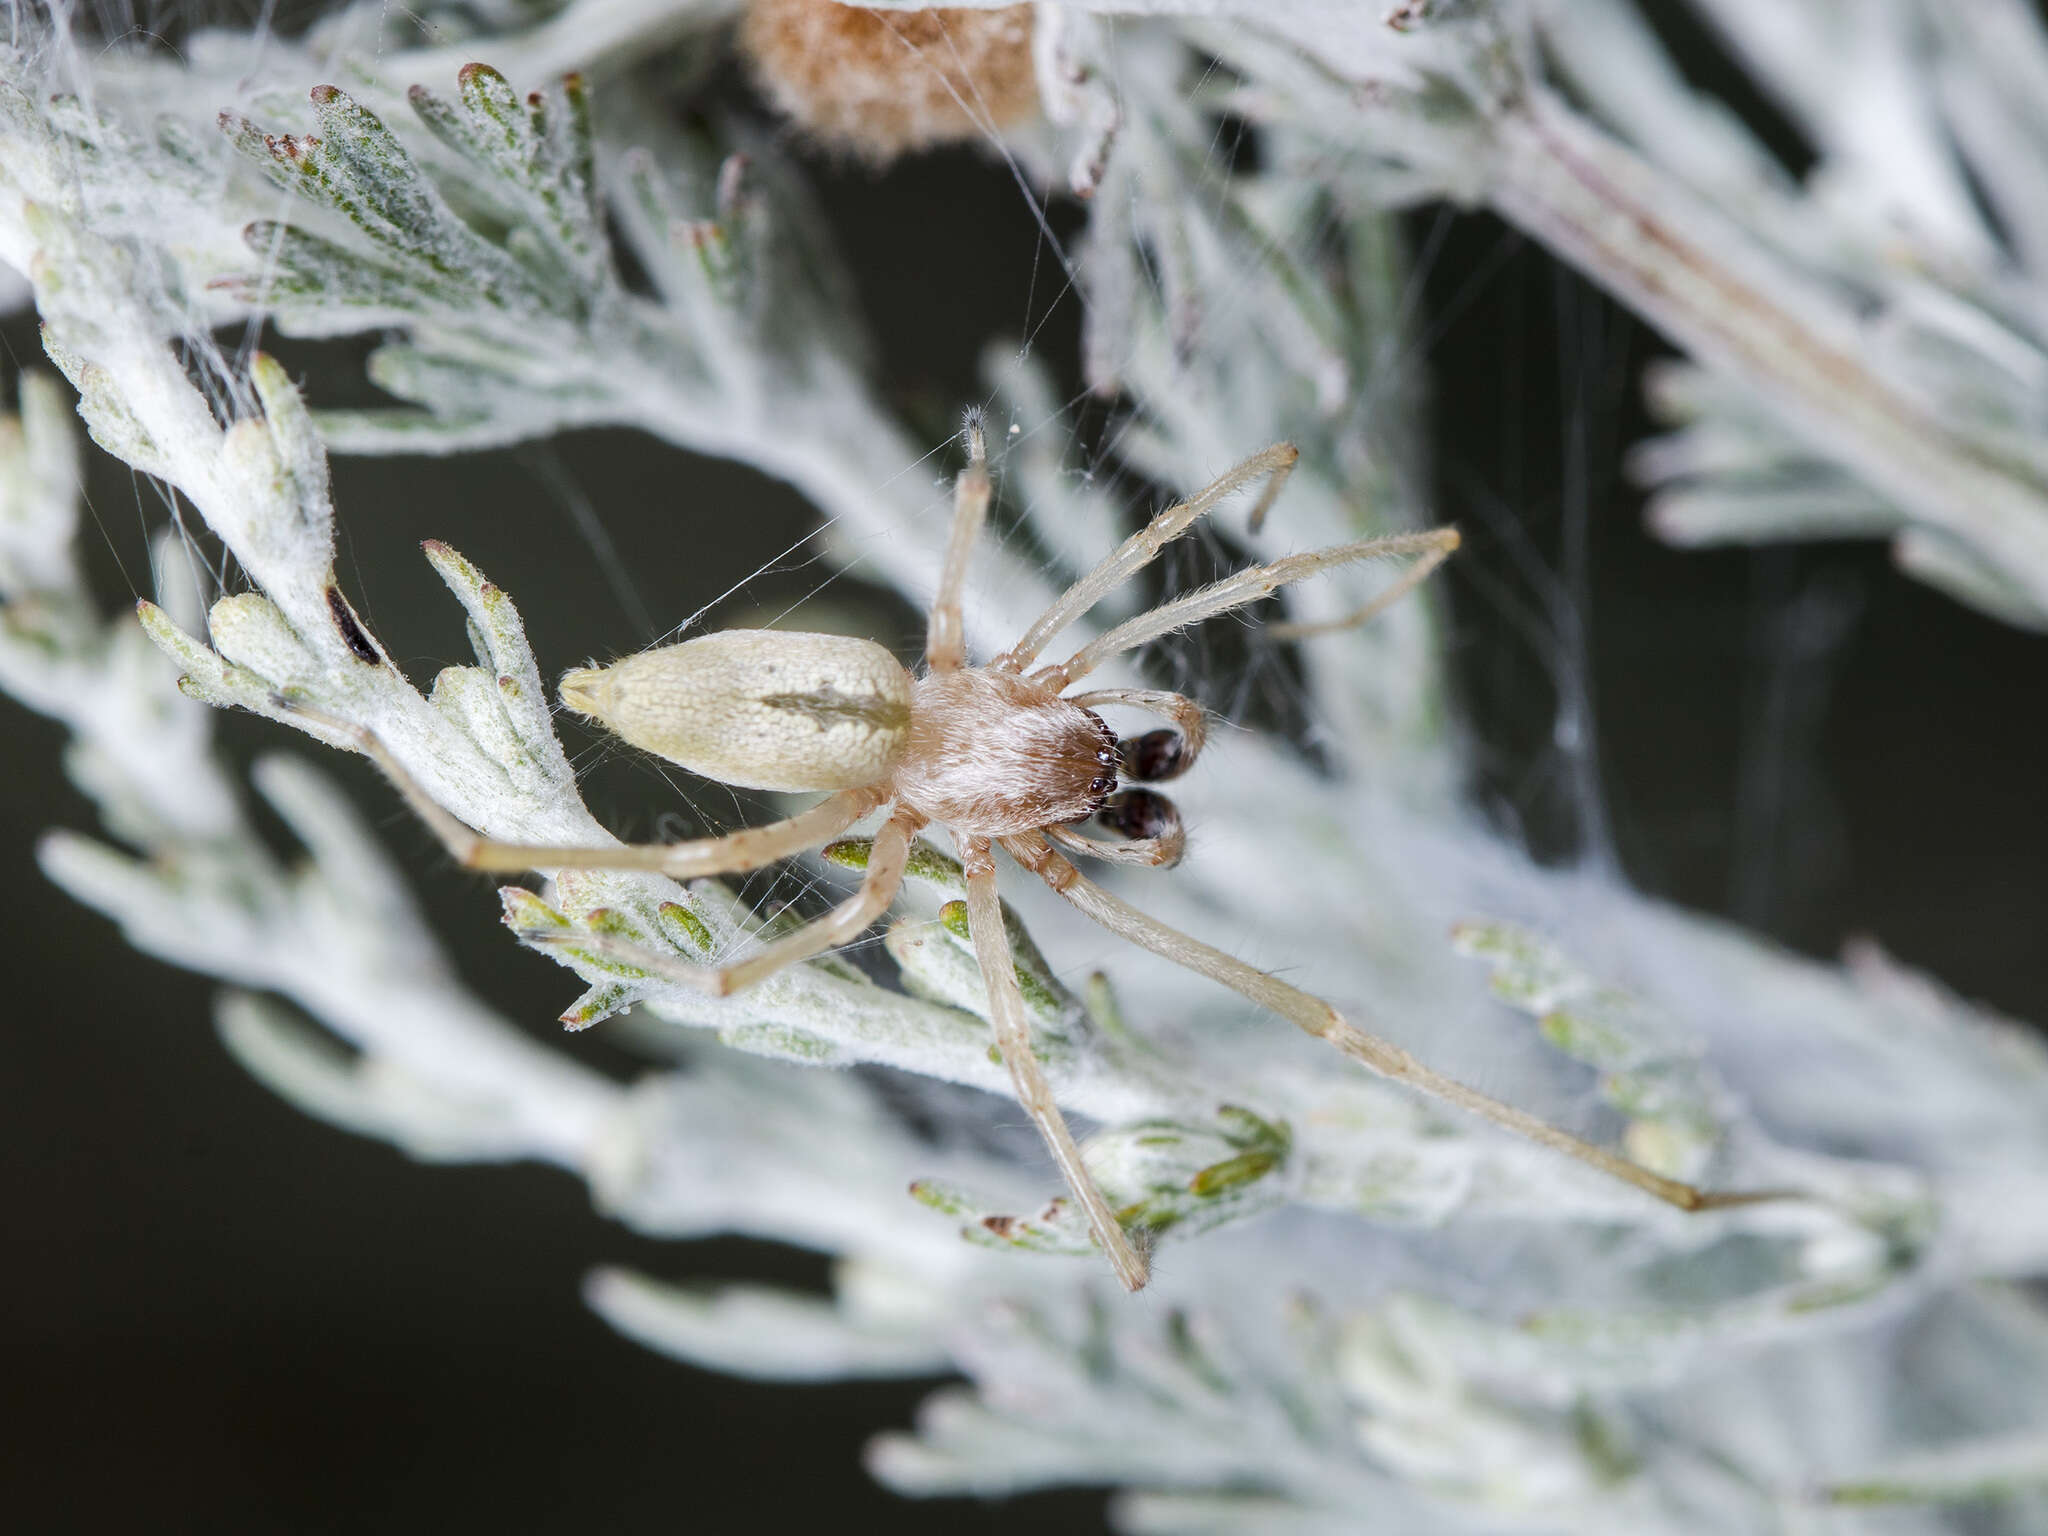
[1486, 86, 2048, 605]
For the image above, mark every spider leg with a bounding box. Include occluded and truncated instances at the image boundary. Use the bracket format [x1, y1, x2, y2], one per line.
[959, 834, 1150, 1292]
[280, 700, 883, 877]
[1268, 527, 1462, 641]
[996, 443, 1300, 673]
[1034, 528, 1461, 691]
[925, 411, 993, 673]
[525, 807, 922, 998]
[999, 831, 1789, 1215]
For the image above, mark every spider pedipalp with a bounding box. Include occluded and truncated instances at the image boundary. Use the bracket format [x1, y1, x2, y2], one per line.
[1117, 728, 1193, 783]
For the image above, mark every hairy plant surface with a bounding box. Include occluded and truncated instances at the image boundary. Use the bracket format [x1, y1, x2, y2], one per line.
[3, 1, 2047, 1530]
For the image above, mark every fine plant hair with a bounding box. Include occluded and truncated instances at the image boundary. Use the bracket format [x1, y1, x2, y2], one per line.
[4, 2, 2048, 1532]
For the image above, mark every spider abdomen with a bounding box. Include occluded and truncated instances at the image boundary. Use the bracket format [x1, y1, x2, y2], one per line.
[560, 630, 914, 791]
[893, 669, 1119, 835]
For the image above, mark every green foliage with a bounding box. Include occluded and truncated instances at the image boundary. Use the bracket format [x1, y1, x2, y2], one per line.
[913, 1105, 1292, 1258]
[220, 70, 610, 320]
[1453, 919, 1726, 1180]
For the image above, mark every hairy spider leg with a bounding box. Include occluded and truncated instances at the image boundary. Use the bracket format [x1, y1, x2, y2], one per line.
[959, 835, 1152, 1292]
[999, 831, 1791, 1215]
[996, 442, 1301, 673]
[281, 700, 885, 877]
[1032, 527, 1463, 692]
[522, 808, 923, 998]
[1268, 527, 1462, 641]
[927, 411, 994, 673]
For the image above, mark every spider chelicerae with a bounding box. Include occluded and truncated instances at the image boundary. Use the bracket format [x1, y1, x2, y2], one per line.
[336, 418, 1765, 1292]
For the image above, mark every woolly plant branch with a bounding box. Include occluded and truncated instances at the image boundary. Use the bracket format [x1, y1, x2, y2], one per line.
[1150, 0, 2048, 628]
[8, 7, 2048, 1531]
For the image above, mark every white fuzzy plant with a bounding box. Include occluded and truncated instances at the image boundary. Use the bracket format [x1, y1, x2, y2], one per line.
[4, 0, 2048, 1529]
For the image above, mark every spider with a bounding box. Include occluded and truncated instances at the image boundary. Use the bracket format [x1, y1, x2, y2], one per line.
[335, 419, 1765, 1292]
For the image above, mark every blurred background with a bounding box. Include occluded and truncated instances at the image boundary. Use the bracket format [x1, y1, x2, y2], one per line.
[5, 6, 2046, 1531]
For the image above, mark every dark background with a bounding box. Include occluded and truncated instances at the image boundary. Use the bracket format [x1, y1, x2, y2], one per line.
[6, 9, 2046, 1533]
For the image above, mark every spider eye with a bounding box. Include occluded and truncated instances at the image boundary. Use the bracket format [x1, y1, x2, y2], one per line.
[1118, 729, 1191, 783]
[1098, 788, 1177, 842]
[1088, 774, 1118, 797]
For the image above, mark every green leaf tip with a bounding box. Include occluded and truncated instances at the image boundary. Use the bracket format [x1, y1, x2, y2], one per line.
[908, 1180, 972, 1217]
[421, 539, 488, 599]
[820, 838, 869, 872]
[1531, 1011, 1638, 1073]
[584, 906, 641, 939]
[828, 837, 965, 890]
[561, 980, 637, 1031]
[657, 901, 712, 955]
[498, 884, 568, 928]
[216, 110, 265, 158]
[1215, 1104, 1290, 1151]
[246, 349, 294, 397]
[938, 899, 969, 940]
[420, 537, 471, 580]
[1189, 1149, 1279, 1197]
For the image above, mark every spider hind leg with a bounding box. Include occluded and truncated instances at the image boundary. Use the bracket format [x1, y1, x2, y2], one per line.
[276, 698, 882, 878]
[999, 831, 1793, 1216]
[959, 836, 1151, 1291]
[514, 809, 919, 999]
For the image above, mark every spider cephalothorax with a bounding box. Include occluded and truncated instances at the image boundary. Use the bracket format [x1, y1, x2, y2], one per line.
[335, 420, 1769, 1294]
[894, 667, 1117, 835]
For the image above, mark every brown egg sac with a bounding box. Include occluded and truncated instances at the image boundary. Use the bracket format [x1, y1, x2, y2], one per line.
[739, 0, 1040, 161]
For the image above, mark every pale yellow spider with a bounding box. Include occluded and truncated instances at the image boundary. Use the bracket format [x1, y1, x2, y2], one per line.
[343, 420, 1763, 1292]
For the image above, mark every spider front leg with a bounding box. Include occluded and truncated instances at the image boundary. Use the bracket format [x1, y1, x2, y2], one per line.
[524, 807, 923, 998]
[1000, 832, 1790, 1215]
[958, 835, 1151, 1292]
[997, 443, 1301, 672]
[925, 411, 993, 674]
[1037, 527, 1463, 691]
[1267, 526, 1462, 641]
